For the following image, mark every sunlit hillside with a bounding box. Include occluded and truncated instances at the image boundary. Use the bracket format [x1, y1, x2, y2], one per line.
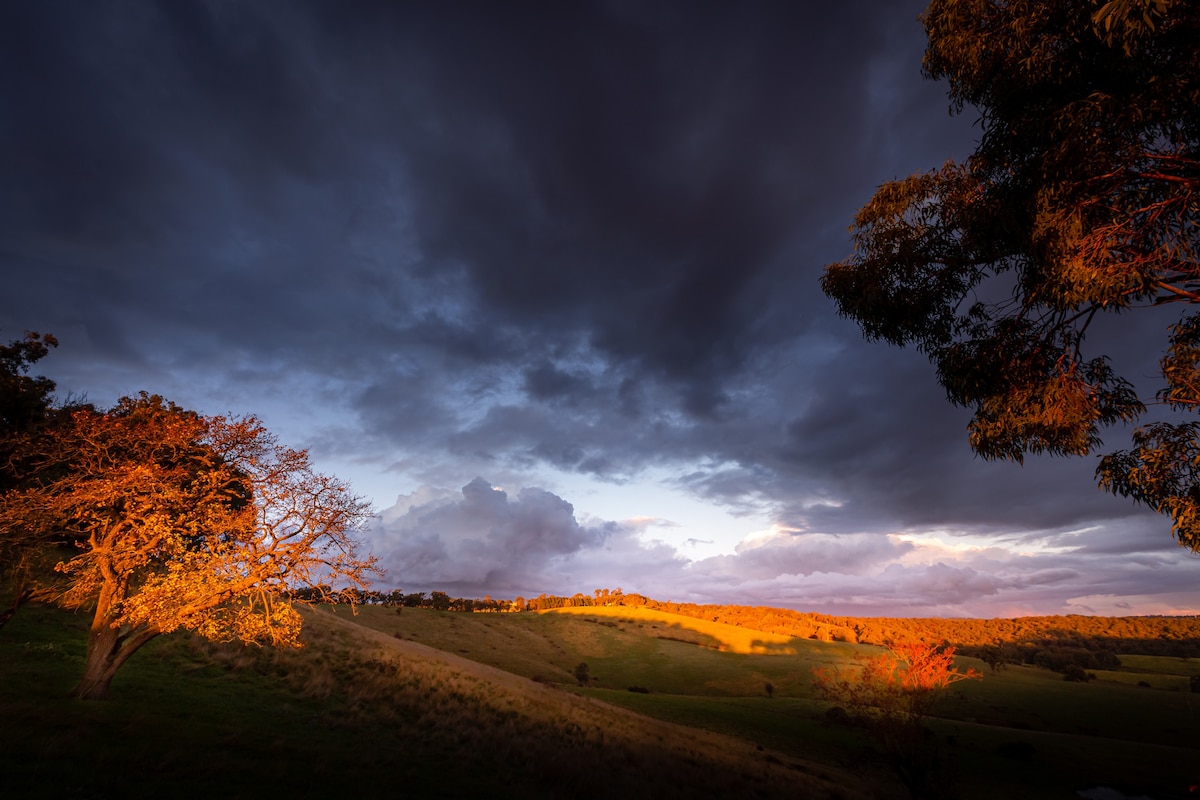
[547, 605, 805, 654]
[5, 599, 1200, 799]
[344, 602, 1200, 799]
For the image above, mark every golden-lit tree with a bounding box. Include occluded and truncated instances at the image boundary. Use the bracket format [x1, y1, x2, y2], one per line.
[0, 393, 377, 699]
[820, 0, 1200, 548]
[813, 642, 981, 799]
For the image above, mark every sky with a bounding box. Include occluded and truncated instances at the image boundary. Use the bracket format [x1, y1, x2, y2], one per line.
[3, 0, 1197, 618]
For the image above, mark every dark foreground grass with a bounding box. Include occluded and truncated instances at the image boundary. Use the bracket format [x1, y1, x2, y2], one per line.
[7, 602, 1198, 800]
[0, 605, 457, 798]
[0, 604, 866, 800]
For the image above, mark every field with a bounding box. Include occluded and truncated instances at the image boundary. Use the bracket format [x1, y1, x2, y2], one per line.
[2, 601, 1198, 799]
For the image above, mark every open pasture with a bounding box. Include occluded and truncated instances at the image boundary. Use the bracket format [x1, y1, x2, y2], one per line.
[4, 601, 1198, 799]
[0, 603, 862, 800]
[348, 604, 1200, 798]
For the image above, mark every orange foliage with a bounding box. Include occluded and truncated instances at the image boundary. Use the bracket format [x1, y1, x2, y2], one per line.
[0, 393, 377, 698]
[812, 642, 981, 724]
[812, 642, 981, 799]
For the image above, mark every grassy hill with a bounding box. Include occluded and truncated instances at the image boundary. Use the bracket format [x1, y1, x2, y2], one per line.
[351, 603, 1200, 799]
[0, 602, 866, 799]
[3, 601, 1198, 799]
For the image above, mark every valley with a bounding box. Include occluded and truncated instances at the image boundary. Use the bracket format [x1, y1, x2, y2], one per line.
[2, 602, 1197, 799]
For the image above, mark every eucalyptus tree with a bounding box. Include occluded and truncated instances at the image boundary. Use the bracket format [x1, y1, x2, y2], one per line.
[822, 0, 1200, 546]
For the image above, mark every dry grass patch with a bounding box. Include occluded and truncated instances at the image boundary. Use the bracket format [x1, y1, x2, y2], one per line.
[546, 606, 804, 655]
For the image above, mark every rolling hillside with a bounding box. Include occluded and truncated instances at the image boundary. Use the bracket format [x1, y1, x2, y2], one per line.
[348, 603, 1200, 799]
[4, 601, 1199, 799]
[0, 602, 867, 799]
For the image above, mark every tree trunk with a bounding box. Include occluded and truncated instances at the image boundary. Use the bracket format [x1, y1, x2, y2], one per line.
[74, 602, 160, 700]
[75, 623, 160, 700]
[75, 621, 122, 700]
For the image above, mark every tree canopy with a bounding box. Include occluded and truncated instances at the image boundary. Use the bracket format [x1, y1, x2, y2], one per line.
[0, 331, 62, 628]
[821, 0, 1200, 547]
[813, 642, 981, 799]
[0, 331, 58, 488]
[0, 390, 378, 699]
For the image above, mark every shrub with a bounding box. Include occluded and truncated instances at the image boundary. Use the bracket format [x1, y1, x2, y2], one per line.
[573, 662, 590, 686]
[1062, 665, 1089, 682]
[812, 642, 981, 800]
[824, 706, 850, 725]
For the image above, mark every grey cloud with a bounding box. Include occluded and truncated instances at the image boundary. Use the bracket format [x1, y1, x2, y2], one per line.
[373, 478, 615, 592]
[686, 561, 1073, 618]
[692, 532, 915, 582]
[361, 474, 1198, 618]
[523, 362, 597, 406]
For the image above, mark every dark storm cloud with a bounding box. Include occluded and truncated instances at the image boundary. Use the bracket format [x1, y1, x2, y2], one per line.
[3, 0, 936, 426]
[765, 343, 1153, 535]
[2, 0, 1193, 613]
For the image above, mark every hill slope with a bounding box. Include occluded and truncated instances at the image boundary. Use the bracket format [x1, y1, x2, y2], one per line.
[0, 603, 868, 799]
[345, 603, 1200, 800]
[7, 601, 1199, 799]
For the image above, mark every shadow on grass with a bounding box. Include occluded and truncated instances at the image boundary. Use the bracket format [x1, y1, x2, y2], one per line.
[0, 603, 866, 800]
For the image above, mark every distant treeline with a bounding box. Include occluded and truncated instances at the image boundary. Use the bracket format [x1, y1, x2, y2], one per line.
[288, 587, 510, 613]
[292, 586, 1200, 661]
[811, 612, 1200, 663]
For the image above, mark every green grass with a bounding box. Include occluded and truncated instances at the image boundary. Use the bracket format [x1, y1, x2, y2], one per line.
[352, 605, 860, 699]
[0, 603, 865, 799]
[0, 605, 453, 798]
[1116, 653, 1200, 676]
[6, 602, 1200, 799]
[348, 605, 1200, 799]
